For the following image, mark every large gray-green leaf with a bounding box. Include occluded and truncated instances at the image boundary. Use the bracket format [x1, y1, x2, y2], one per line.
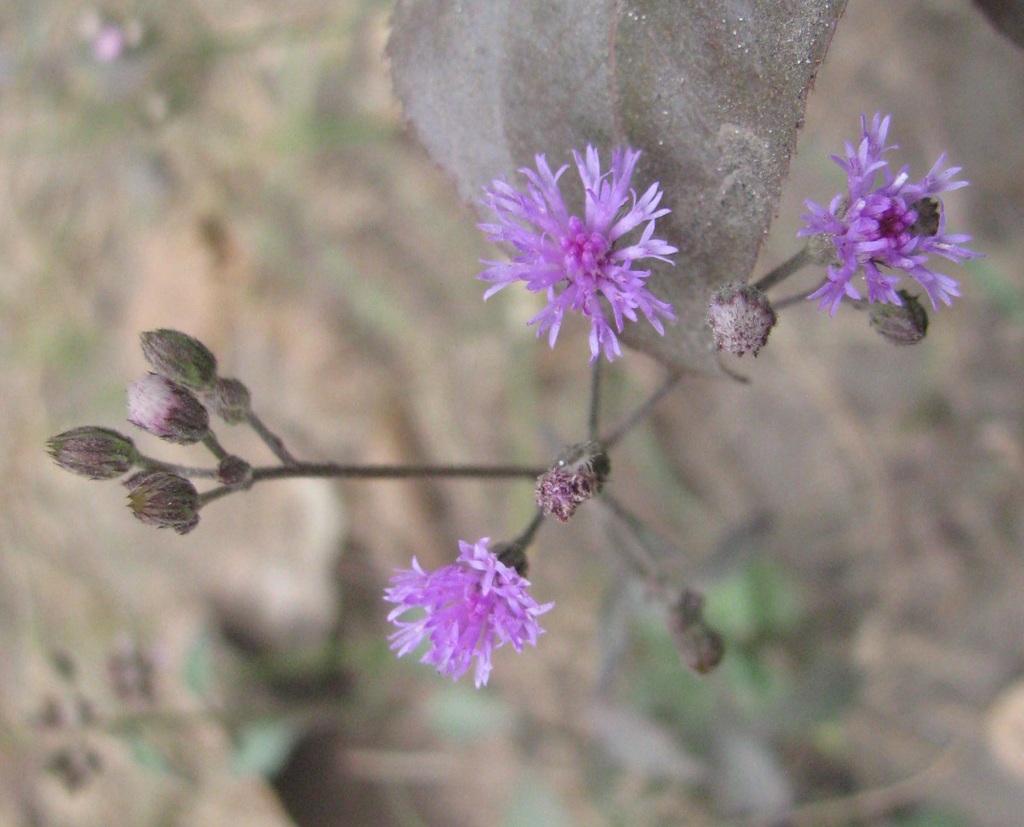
[389, 0, 847, 372]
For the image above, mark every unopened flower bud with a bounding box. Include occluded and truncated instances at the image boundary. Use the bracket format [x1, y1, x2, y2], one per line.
[203, 377, 251, 424]
[869, 290, 928, 346]
[707, 282, 777, 357]
[127, 373, 210, 444]
[909, 197, 941, 238]
[124, 471, 199, 534]
[217, 455, 253, 490]
[535, 441, 609, 523]
[668, 589, 725, 675]
[140, 329, 217, 391]
[47, 426, 138, 480]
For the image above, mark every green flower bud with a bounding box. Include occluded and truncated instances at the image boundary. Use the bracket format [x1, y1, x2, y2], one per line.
[47, 427, 138, 480]
[869, 290, 928, 346]
[124, 471, 199, 534]
[203, 377, 251, 424]
[140, 329, 217, 391]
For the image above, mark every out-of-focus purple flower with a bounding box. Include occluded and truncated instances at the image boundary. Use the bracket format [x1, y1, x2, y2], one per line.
[93, 25, 127, 63]
[799, 112, 980, 316]
[383, 538, 553, 688]
[479, 145, 677, 362]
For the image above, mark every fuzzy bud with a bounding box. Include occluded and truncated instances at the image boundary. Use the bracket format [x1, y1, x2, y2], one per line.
[535, 441, 609, 523]
[203, 377, 251, 424]
[127, 373, 210, 444]
[140, 329, 217, 391]
[869, 290, 928, 346]
[124, 471, 199, 534]
[668, 589, 725, 675]
[47, 426, 138, 480]
[216, 455, 253, 490]
[707, 282, 777, 357]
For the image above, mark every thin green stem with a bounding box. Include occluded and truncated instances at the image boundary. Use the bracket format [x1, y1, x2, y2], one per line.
[774, 276, 826, 311]
[514, 509, 546, 548]
[601, 369, 684, 451]
[751, 245, 812, 293]
[196, 461, 546, 509]
[588, 358, 603, 441]
[201, 432, 228, 461]
[245, 411, 299, 465]
[596, 492, 668, 585]
[136, 455, 220, 479]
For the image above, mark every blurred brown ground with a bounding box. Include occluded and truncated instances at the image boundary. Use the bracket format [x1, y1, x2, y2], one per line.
[2, 1, 1023, 825]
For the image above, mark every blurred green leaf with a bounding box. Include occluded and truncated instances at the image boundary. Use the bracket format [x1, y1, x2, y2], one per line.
[427, 684, 513, 742]
[503, 771, 575, 827]
[888, 808, 967, 827]
[231, 719, 300, 778]
[703, 559, 802, 644]
[627, 608, 718, 746]
[129, 734, 173, 774]
[182, 628, 215, 698]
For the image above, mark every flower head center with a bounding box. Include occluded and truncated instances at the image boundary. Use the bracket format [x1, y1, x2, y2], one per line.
[871, 199, 914, 246]
[561, 216, 610, 282]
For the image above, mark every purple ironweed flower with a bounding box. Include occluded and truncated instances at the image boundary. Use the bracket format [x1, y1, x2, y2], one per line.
[799, 112, 979, 315]
[383, 538, 553, 688]
[479, 145, 677, 362]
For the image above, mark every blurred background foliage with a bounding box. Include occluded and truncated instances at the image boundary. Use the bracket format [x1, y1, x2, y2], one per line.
[2, 1, 1023, 826]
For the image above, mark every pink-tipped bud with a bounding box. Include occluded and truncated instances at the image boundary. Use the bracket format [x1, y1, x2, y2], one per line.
[203, 377, 251, 424]
[707, 282, 777, 357]
[46, 426, 138, 480]
[127, 373, 210, 444]
[140, 329, 217, 391]
[535, 441, 609, 523]
[124, 471, 199, 534]
[869, 290, 928, 346]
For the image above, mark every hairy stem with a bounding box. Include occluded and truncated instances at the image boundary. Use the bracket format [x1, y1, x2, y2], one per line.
[751, 245, 812, 292]
[245, 411, 299, 465]
[197, 461, 546, 509]
[588, 358, 603, 441]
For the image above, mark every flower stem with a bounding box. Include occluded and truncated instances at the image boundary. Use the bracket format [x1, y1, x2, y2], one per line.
[773, 277, 826, 311]
[514, 509, 546, 548]
[196, 461, 546, 509]
[245, 411, 298, 465]
[601, 368, 684, 450]
[201, 432, 228, 461]
[597, 492, 668, 585]
[751, 245, 812, 293]
[136, 455, 220, 479]
[588, 358, 603, 441]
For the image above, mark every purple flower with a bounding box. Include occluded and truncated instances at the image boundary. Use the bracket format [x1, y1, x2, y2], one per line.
[799, 113, 980, 316]
[383, 538, 553, 688]
[479, 145, 677, 362]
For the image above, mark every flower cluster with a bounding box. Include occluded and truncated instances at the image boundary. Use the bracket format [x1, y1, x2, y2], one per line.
[479, 145, 676, 362]
[383, 538, 553, 688]
[800, 112, 979, 315]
